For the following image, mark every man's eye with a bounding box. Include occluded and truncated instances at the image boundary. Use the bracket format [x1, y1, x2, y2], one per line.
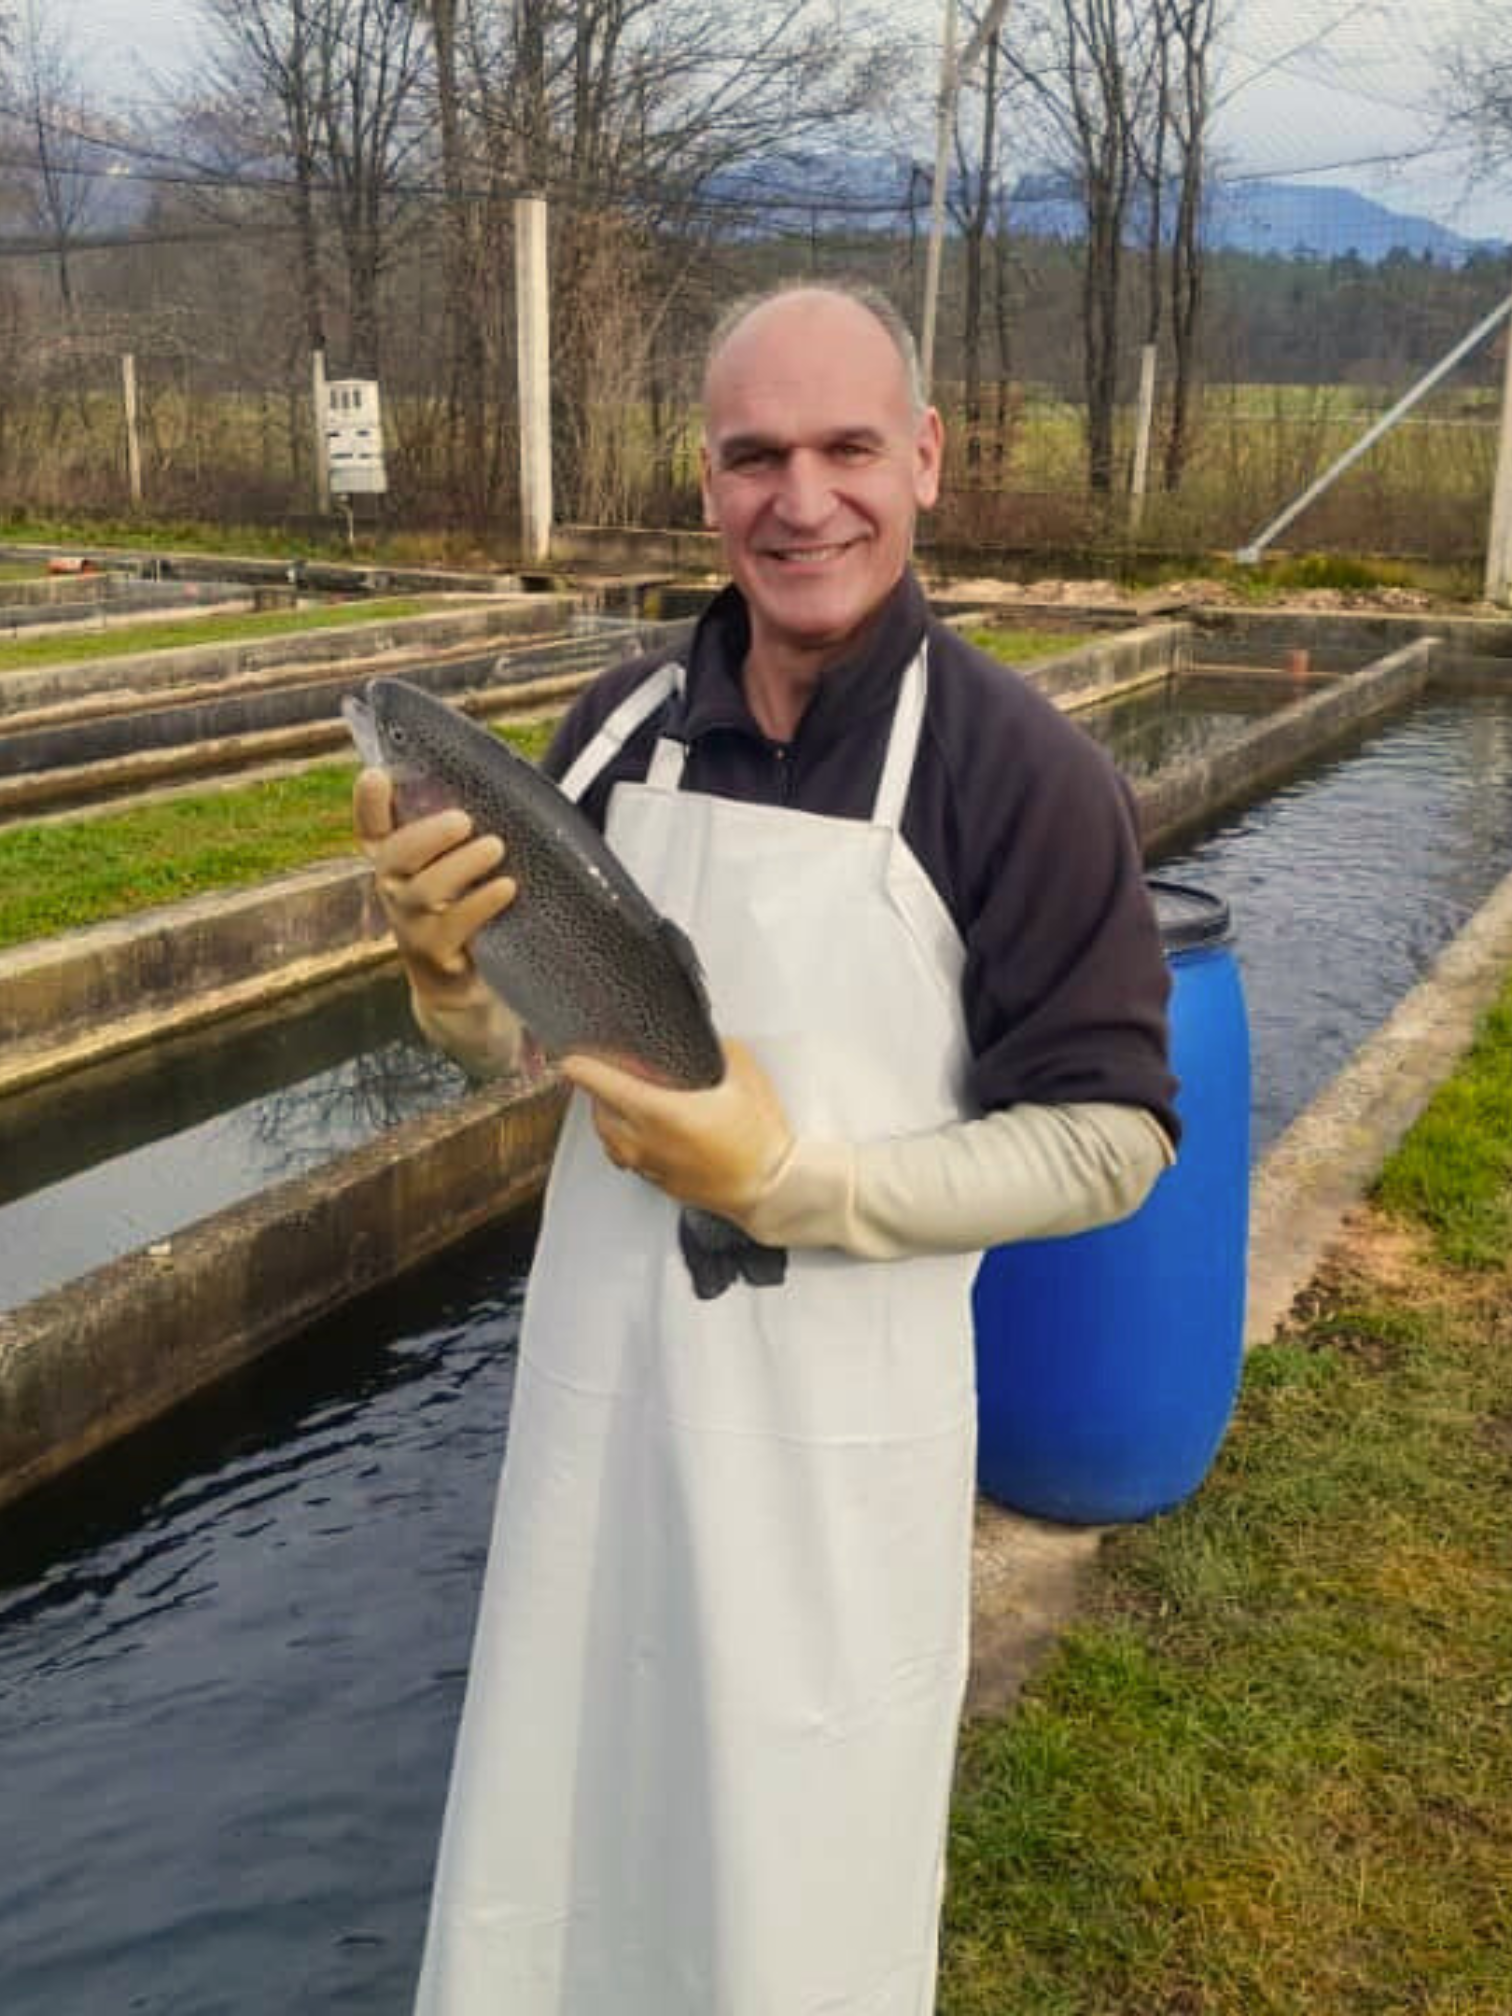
[833, 441, 876, 463]
[725, 447, 774, 471]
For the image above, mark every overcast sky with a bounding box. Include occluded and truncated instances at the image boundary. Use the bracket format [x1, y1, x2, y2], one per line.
[56, 0, 1512, 240]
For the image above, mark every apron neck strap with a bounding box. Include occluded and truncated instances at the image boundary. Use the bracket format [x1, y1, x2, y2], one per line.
[557, 640, 929, 827]
[870, 643, 928, 829]
[556, 660, 685, 805]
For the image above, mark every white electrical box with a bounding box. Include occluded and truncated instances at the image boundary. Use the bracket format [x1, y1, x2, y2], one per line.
[324, 378, 388, 495]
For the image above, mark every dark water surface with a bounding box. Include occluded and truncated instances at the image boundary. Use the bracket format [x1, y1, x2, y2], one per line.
[3, 687, 1512, 2011]
[1072, 670, 1301, 781]
[0, 1221, 533, 2015]
[1151, 689, 1512, 1151]
[0, 973, 465, 1314]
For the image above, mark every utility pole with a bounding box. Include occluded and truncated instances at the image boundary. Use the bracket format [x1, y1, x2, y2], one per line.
[920, 0, 1015, 399]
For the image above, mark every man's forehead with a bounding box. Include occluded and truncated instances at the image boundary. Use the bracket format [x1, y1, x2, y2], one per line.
[704, 295, 909, 406]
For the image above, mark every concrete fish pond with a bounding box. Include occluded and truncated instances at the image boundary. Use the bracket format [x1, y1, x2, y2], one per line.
[6, 639, 1512, 2015]
[6, 602, 1512, 2013]
[4, 604, 1512, 1509]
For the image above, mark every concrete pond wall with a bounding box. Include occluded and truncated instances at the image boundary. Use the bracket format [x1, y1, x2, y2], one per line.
[0, 611, 1501, 1512]
[0, 593, 576, 726]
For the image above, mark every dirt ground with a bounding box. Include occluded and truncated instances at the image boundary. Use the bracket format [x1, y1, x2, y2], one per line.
[930, 572, 1466, 614]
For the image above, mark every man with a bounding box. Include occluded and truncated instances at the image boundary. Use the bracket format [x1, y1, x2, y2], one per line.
[356, 280, 1177, 2015]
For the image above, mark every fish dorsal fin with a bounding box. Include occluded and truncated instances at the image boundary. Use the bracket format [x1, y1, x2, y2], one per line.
[657, 915, 712, 1014]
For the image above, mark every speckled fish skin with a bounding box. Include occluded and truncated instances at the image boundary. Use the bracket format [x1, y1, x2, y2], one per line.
[345, 676, 724, 1087]
[345, 676, 789, 1301]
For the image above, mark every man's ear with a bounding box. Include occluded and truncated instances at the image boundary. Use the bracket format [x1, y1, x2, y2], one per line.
[914, 407, 944, 510]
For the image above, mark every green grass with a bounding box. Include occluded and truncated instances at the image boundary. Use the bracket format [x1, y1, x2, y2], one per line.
[961, 627, 1101, 664]
[1373, 996, 1512, 1269]
[0, 596, 437, 674]
[942, 975, 1512, 2014]
[0, 510, 377, 563]
[0, 716, 561, 948]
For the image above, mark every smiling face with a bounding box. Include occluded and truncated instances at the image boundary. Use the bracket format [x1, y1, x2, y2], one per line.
[700, 290, 943, 693]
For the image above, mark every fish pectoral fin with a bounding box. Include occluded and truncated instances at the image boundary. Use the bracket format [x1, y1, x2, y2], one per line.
[678, 1209, 788, 1300]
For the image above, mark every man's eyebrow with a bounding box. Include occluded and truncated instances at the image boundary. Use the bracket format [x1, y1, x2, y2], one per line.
[713, 426, 887, 461]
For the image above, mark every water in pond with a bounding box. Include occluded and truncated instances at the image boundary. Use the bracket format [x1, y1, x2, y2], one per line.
[1152, 689, 1512, 1152]
[4, 685, 1512, 2012]
[0, 972, 465, 1313]
[1072, 672, 1306, 781]
[0, 1223, 532, 2015]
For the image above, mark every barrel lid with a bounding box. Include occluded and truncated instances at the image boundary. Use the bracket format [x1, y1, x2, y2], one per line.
[1147, 877, 1232, 951]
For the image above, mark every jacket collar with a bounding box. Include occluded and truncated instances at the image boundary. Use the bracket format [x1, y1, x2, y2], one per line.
[676, 572, 930, 757]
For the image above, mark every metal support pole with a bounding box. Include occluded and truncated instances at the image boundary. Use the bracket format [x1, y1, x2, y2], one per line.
[919, 0, 1013, 400]
[1236, 292, 1512, 565]
[122, 352, 143, 509]
[1485, 320, 1512, 605]
[920, 0, 958, 399]
[514, 195, 553, 566]
[1129, 341, 1157, 535]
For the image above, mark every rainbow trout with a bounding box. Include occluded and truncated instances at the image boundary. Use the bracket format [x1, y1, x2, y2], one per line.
[344, 675, 786, 1301]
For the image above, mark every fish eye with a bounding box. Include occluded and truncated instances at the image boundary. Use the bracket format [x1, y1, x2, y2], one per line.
[389, 721, 408, 745]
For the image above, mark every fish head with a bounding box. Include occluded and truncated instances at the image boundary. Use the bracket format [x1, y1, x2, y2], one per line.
[342, 677, 463, 822]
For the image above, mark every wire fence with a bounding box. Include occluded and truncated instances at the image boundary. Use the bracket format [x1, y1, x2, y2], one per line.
[2, 117, 1509, 568]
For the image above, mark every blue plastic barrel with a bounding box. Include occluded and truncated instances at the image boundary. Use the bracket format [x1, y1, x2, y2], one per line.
[972, 880, 1250, 1524]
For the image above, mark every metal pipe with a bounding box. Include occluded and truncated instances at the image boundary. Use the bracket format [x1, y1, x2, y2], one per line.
[1235, 291, 1512, 565]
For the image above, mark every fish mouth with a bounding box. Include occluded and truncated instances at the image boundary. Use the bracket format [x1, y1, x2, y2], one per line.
[342, 690, 384, 768]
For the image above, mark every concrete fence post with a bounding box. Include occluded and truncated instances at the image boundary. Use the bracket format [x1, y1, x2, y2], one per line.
[514, 195, 554, 566]
[122, 352, 143, 508]
[1486, 325, 1512, 606]
[1129, 341, 1157, 535]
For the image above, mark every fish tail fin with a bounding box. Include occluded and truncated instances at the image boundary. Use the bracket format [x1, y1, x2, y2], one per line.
[678, 1209, 788, 1302]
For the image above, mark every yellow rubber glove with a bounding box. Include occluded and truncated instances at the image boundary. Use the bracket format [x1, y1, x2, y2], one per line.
[353, 767, 523, 1077]
[354, 768, 517, 998]
[561, 1040, 795, 1228]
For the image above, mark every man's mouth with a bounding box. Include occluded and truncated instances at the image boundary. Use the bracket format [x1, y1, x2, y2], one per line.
[762, 538, 861, 565]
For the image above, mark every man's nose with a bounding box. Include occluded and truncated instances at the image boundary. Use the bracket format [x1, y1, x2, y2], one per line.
[773, 449, 832, 526]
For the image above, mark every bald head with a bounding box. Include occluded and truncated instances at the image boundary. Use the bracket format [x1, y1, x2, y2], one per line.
[703, 282, 927, 418]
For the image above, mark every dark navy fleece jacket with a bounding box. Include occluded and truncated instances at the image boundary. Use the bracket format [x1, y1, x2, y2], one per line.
[544, 570, 1179, 1145]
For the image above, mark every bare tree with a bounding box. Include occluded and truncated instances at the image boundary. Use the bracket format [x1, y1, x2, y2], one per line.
[1009, 0, 1162, 492]
[6, 0, 105, 330]
[451, 0, 898, 519]
[196, 0, 428, 375]
[1157, 0, 1215, 490]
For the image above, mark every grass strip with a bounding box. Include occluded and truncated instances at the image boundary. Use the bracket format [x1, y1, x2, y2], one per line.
[963, 627, 1100, 664]
[1373, 996, 1512, 1269]
[0, 596, 436, 674]
[0, 716, 559, 949]
[942, 976, 1512, 2015]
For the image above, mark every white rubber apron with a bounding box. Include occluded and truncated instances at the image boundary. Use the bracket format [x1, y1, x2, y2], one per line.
[416, 647, 980, 2016]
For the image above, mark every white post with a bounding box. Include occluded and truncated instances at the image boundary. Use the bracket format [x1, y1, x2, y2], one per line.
[920, 0, 958, 399]
[312, 346, 330, 514]
[514, 195, 553, 566]
[122, 352, 143, 508]
[1486, 322, 1512, 605]
[1128, 341, 1157, 534]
